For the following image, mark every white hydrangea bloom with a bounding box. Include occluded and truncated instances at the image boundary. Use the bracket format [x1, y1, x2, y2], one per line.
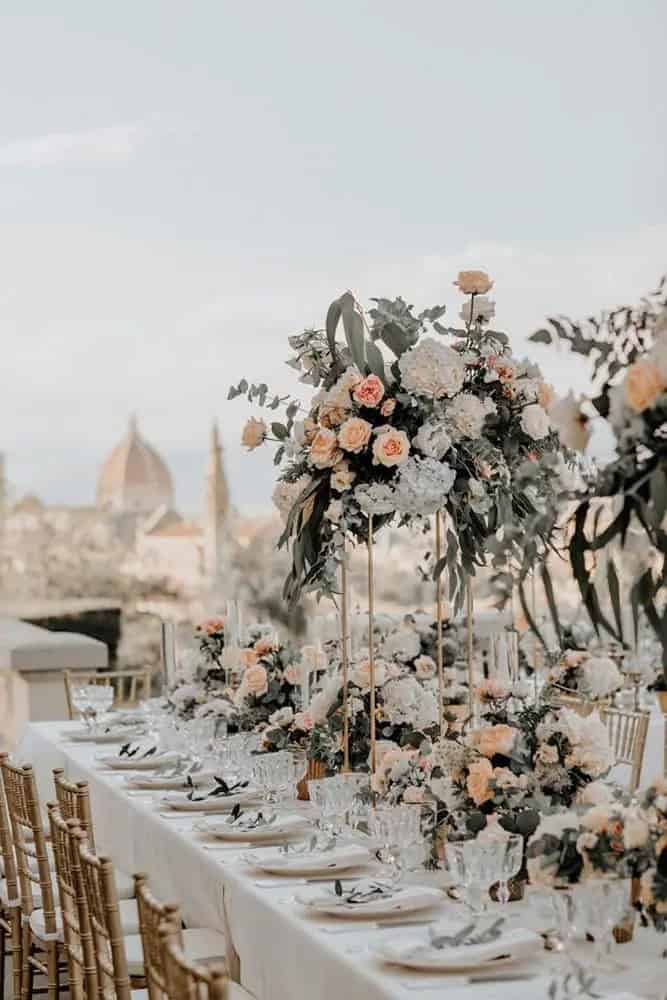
[459, 296, 495, 324]
[353, 482, 397, 515]
[520, 403, 550, 440]
[272, 475, 312, 521]
[394, 456, 456, 515]
[447, 392, 496, 440]
[382, 626, 422, 663]
[398, 338, 466, 399]
[413, 420, 452, 459]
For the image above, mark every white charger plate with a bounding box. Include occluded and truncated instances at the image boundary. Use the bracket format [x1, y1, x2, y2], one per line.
[96, 750, 179, 771]
[242, 843, 371, 876]
[66, 725, 145, 744]
[160, 788, 260, 813]
[375, 926, 542, 971]
[293, 884, 442, 919]
[194, 812, 310, 842]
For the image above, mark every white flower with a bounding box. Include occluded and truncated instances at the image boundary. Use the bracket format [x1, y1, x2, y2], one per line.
[269, 706, 294, 727]
[623, 814, 650, 850]
[580, 656, 623, 699]
[448, 393, 496, 440]
[170, 683, 200, 707]
[175, 649, 201, 684]
[414, 655, 436, 679]
[520, 403, 550, 440]
[350, 658, 387, 691]
[459, 296, 495, 324]
[195, 697, 235, 720]
[354, 482, 397, 515]
[413, 420, 452, 459]
[559, 709, 615, 778]
[398, 338, 466, 399]
[272, 475, 312, 521]
[394, 456, 456, 515]
[325, 499, 343, 523]
[382, 676, 423, 725]
[382, 627, 422, 663]
[576, 780, 614, 806]
[549, 391, 591, 452]
[650, 315, 667, 381]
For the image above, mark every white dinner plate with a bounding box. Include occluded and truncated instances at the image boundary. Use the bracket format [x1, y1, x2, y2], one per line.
[95, 749, 180, 771]
[242, 843, 371, 876]
[160, 788, 260, 813]
[375, 926, 542, 971]
[293, 884, 443, 919]
[194, 812, 310, 842]
[124, 772, 215, 791]
[66, 725, 145, 744]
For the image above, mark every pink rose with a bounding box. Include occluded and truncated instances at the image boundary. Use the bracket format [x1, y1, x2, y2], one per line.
[243, 664, 268, 697]
[338, 416, 372, 454]
[241, 417, 267, 450]
[199, 617, 225, 635]
[353, 374, 385, 408]
[380, 398, 396, 417]
[293, 711, 314, 731]
[254, 638, 276, 656]
[625, 360, 664, 413]
[454, 270, 494, 295]
[372, 428, 410, 467]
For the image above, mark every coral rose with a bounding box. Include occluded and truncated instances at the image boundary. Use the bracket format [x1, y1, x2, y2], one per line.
[308, 427, 340, 468]
[338, 416, 372, 454]
[624, 360, 664, 413]
[454, 270, 494, 295]
[372, 428, 410, 467]
[353, 374, 385, 408]
[200, 617, 225, 635]
[243, 664, 268, 697]
[283, 663, 301, 685]
[254, 638, 276, 656]
[403, 786, 424, 804]
[467, 758, 494, 805]
[241, 417, 267, 450]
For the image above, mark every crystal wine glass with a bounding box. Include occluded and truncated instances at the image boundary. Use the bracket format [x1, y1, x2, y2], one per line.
[495, 833, 523, 906]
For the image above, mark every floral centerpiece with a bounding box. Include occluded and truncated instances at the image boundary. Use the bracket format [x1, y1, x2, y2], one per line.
[544, 650, 624, 702]
[230, 271, 565, 608]
[167, 618, 237, 723]
[232, 626, 302, 730]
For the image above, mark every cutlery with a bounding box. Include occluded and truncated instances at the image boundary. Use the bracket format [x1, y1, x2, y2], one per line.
[400, 972, 537, 991]
[254, 877, 360, 889]
[319, 919, 436, 935]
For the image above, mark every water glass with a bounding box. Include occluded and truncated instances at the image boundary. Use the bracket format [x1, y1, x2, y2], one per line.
[447, 839, 505, 916]
[308, 778, 337, 837]
[370, 804, 422, 883]
[579, 879, 629, 972]
[182, 717, 216, 766]
[252, 752, 291, 804]
[495, 833, 523, 905]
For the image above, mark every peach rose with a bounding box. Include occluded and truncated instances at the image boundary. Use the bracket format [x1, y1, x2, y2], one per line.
[338, 416, 372, 454]
[467, 758, 494, 805]
[318, 400, 348, 428]
[454, 270, 494, 295]
[283, 663, 301, 685]
[331, 460, 356, 492]
[243, 664, 268, 697]
[200, 617, 225, 635]
[538, 382, 556, 410]
[241, 417, 267, 450]
[308, 427, 341, 468]
[470, 724, 516, 758]
[240, 648, 259, 669]
[353, 374, 385, 408]
[625, 360, 664, 413]
[372, 428, 410, 467]
[254, 638, 276, 656]
[380, 398, 396, 417]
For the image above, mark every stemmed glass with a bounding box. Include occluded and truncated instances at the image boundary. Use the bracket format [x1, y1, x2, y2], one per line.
[447, 839, 504, 916]
[182, 718, 216, 768]
[73, 685, 114, 733]
[252, 752, 291, 805]
[495, 834, 523, 906]
[580, 879, 629, 972]
[308, 778, 337, 839]
[370, 804, 422, 884]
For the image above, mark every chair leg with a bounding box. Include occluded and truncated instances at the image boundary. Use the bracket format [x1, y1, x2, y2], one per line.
[46, 943, 58, 1000]
[19, 927, 31, 1000]
[0, 921, 6, 1000]
[9, 916, 21, 1000]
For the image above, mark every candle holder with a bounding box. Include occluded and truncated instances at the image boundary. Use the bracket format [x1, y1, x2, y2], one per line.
[434, 510, 446, 740]
[160, 621, 177, 692]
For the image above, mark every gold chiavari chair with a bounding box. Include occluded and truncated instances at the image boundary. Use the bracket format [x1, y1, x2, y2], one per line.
[75, 828, 145, 1000]
[0, 756, 66, 1000]
[52, 770, 135, 900]
[600, 706, 651, 793]
[46, 806, 96, 1000]
[159, 922, 228, 1000]
[132, 875, 240, 1000]
[63, 669, 152, 720]
[0, 776, 22, 1000]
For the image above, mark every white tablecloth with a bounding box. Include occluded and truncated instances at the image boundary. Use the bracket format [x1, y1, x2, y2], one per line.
[15, 722, 667, 1000]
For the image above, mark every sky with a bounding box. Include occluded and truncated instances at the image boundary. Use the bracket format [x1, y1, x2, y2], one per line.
[1, 1, 666, 515]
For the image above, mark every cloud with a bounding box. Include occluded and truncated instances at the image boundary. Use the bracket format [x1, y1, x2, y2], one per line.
[0, 123, 148, 168]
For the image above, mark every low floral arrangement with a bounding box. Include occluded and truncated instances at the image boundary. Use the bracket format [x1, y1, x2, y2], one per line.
[231, 271, 565, 608]
[544, 649, 624, 701]
[167, 618, 235, 722]
[232, 626, 302, 730]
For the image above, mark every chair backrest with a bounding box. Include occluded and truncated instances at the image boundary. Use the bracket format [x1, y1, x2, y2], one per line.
[47, 805, 98, 1000]
[64, 668, 152, 719]
[53, 768, 96, 851]
[134, 873, 181, 1000]
[0, 754, 58, 935]
[0, 773, 19, 907]
[600, 706, 650, 792]
[550, 688, 610, 717]
[76, 828, 132, 1000]
[159, 921, 228, 1000]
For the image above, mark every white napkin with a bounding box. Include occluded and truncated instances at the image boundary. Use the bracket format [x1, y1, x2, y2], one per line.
[382, 927, 542, 968]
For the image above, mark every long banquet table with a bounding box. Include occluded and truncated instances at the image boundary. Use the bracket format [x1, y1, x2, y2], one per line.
[16, 721, 667, 1000]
